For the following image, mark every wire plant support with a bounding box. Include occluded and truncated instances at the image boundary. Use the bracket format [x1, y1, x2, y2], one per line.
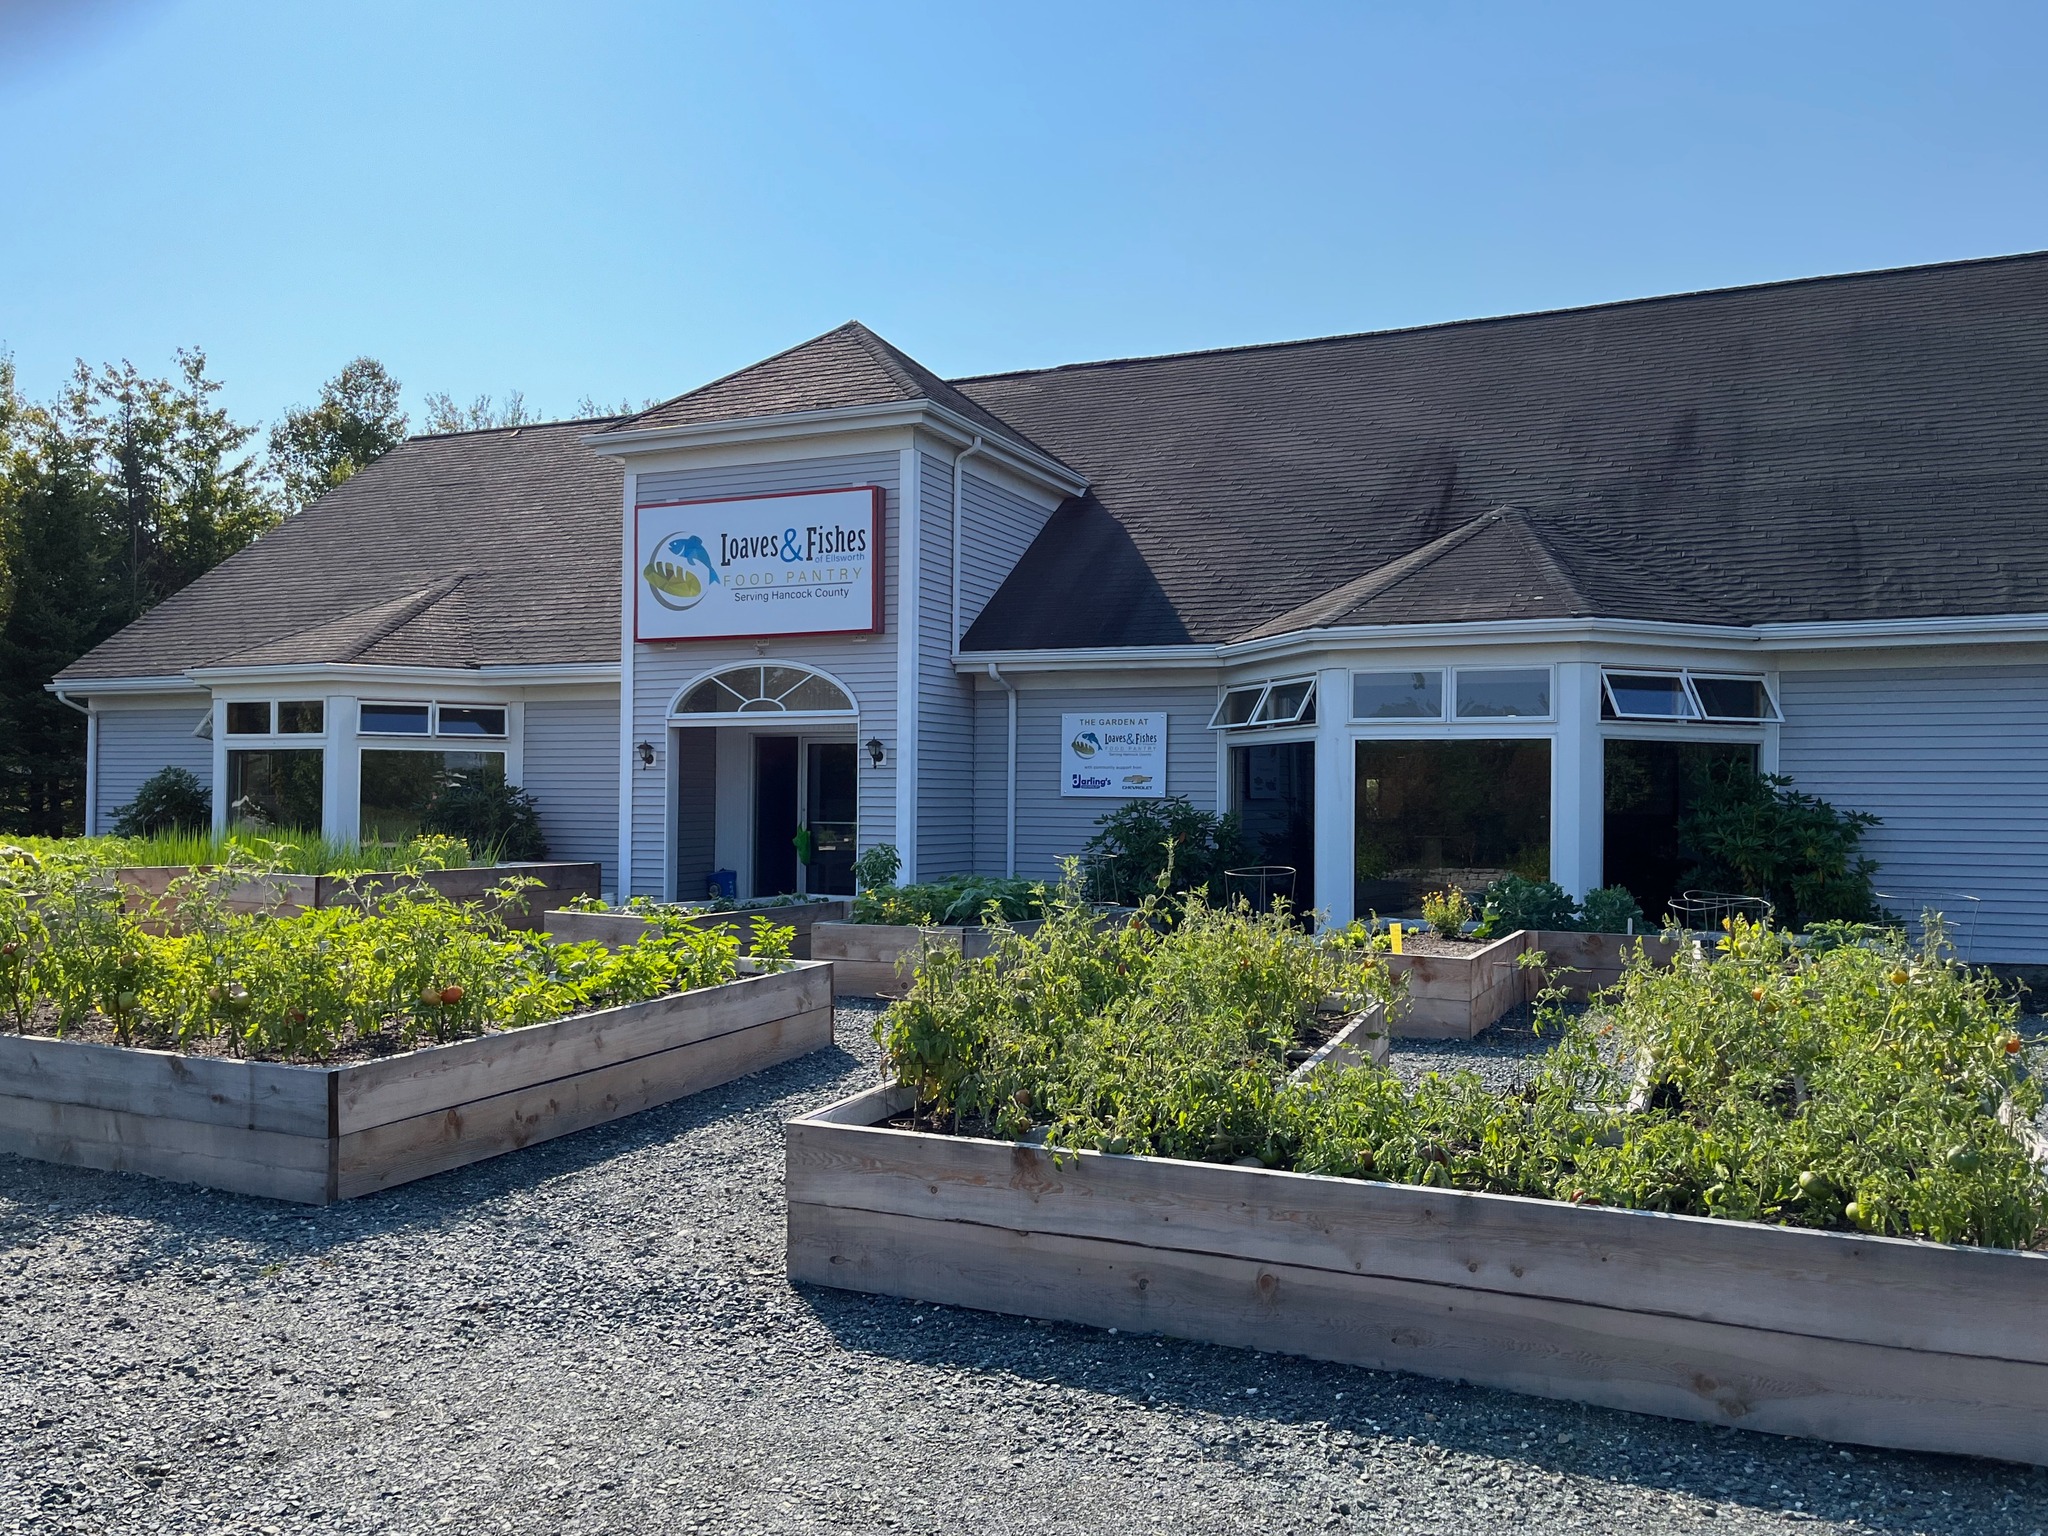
[1668, 889, 1776, 934]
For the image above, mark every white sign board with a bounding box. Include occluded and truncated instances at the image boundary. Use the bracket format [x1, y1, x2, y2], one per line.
[1060, 713, 1167, 798]
[635, 486, 884, 642]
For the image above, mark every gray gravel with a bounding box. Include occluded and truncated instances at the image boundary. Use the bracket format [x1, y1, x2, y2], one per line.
[5, 1001, 2047, 1536]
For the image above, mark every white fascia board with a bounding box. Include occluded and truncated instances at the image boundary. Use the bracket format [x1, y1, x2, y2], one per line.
[44, 676, 208, 698]
[1752, 612, 2048, 650]
[586, 400, 1089, 501]
[954, 617, 1764, 673]
[184, 662, 621, 688]
[957, 611, 2048, 672]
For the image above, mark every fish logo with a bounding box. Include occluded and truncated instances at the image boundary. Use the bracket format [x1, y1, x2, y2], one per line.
[645, 533, 720, 610]
[1070, 731, 1102, 758]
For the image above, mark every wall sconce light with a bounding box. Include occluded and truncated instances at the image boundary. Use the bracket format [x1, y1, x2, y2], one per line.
[635, 741, 656, 769]
[864, 737, 886, 768]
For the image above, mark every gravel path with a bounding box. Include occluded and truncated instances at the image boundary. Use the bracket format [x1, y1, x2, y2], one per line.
[5, 1002, 2047, 1536]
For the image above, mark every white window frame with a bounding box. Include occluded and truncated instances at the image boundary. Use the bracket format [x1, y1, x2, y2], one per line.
[1600, 668, 1781, 724]
[1451, 665, 1556, 723]
[1210, 675, 1318, 732]
[1684, 670, 1783, 724]
[356, 699, 510, 740]
[1349, 668, 1448, 723]
[666, 663, 859, 729]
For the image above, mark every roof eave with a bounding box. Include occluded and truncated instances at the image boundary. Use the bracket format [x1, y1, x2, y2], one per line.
[584, 399, 1089, 499]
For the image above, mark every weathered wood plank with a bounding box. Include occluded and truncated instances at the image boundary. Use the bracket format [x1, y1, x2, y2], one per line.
[787, 1201, 2048, 1466]
[335, 963, 831, 1134]
[0, 1091, 331, 1204]
[783, 1119, 2048, 1365]
[338, 1006, 833, 1197]
[0, 1033, 330, 1136]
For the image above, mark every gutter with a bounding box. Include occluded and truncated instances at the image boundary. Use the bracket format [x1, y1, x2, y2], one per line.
[986, 663, 1018, 878]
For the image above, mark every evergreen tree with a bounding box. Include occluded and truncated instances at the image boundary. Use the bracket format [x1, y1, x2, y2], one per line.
[267, 357, 408, 512]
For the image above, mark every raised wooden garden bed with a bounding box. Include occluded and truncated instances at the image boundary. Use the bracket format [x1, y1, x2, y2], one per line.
[1528, 929, 1686, 1001]
[116, 861, 603, 932]
[809, 919, 1045, 998]
[0, 960, 833, 1204]
[786, 1086, 2048, 1465]
[1382, 929, 1531, 1039]
[544, 898, 850, 959]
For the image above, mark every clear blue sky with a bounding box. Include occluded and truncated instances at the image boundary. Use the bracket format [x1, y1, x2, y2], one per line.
[3, 0, 2045, 432]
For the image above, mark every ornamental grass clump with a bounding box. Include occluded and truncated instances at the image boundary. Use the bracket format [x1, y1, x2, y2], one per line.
[0, 843, 785, 1061]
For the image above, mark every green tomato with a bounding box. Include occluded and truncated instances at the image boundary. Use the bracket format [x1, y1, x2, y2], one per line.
[1945, 1145, 1982, 1175]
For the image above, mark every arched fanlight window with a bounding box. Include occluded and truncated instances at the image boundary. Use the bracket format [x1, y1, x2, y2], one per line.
[671, 664, 856, 719]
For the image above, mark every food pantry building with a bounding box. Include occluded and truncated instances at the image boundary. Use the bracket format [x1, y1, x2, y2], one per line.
[50, 253, 2048, 961]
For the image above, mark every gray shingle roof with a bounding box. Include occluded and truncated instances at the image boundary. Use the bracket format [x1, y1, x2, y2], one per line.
[595, 321, 1070, 468]
[59, 253, 2048, 684]
[58, 419, 624, 681]
[958, 251, 2048, 648]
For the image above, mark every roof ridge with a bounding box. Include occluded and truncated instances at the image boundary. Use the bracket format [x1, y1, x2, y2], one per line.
[1498, 507, 1596, 611]
[340, 575, 473, 662]
[840, 321, 927, 401]
[597, 321, 875, 436]
[948, 248, 2048, 387]
[1233, 510, 1510, 641]
[409, 414, 623, 443]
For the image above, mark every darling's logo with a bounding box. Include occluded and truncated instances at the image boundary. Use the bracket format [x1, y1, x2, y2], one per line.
[644, 533, 721, 610]
[1069, 731, 1102, 758]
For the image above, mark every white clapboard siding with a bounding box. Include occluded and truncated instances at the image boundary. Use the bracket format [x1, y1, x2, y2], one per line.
[520, 695, 622, 890]
[631, 452, 903, 898]
[94, 700, 214, 828]
[916, 451, 974, 877]
[974, 682, 1220, 885]
[958, 468, 1056, 635]
[1777, 663, 2048, 963]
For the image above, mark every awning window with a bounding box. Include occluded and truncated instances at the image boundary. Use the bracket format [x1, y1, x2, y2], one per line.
[1209, 677, 1317, 730]
[1600, 669, 1780, 723]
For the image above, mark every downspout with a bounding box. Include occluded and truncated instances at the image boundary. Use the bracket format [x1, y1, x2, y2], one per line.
[987, 663, 1017, 878]
[52, 690, 93, 835]
[950, 435, 986, 652]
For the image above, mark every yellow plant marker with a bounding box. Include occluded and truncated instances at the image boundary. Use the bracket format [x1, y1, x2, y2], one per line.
[1390, 922, 1403, 954]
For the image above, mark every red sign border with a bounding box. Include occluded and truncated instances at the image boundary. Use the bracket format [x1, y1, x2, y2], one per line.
[632, 485, 888, 645]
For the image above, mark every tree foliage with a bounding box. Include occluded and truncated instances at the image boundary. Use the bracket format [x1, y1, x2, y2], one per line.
[267, 357, 407, 512]
[421, 390, 537, 434]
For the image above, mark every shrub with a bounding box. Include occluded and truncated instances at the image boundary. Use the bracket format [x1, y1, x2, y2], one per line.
[110, 768, 212, 837]
[1080, 796, 1249, 905]
[1419, 885, 1473, 938]
[1678, 760, 1882, 927]
[423, 763, 548, 862]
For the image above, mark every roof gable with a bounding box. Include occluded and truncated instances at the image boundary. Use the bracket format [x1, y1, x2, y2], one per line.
[597, 321, 1070, 468]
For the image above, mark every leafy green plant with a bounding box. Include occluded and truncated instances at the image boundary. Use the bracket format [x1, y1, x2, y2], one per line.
[109, 767, 212, 837]
[852, 843, 901, 892]
[1577, 885, 1646, 934]
[853, 875, 1043, 927]
[878, 874, 1395, 1160]
[0, 841, 763, 1062]
[1419, 885, 1474, 938]
[878, 882, 2047, 1248]
[1473, 874, 1578, 936]
[1678, 760, 1883, 927]
[1080, 796, 1249, 904]
[423, 762, 547, 862]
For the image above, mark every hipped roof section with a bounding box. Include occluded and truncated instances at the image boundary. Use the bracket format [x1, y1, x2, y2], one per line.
[58, 251, 2048, 683]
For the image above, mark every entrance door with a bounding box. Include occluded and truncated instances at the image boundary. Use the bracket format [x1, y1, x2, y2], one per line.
[803, 741, 858, 896]
[1229, 740, 1315, 913]
[753, 737, 800, 897]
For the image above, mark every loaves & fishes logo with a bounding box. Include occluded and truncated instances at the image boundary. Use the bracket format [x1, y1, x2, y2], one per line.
[644, 534, 720, 610]
[1069, 731, 1102, 758]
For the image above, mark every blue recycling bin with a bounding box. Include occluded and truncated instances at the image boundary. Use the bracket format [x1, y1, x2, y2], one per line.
[707, 869, 738, 901]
